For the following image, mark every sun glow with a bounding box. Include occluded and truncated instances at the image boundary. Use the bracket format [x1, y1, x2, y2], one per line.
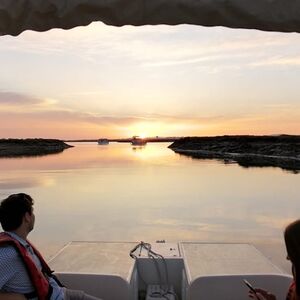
[124, 122, 164, 138]
[138, 133, 147, 139]
[121, 120, 203, 139]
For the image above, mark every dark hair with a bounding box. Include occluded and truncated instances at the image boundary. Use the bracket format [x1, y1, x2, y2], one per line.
[284, 219, 300, 297]
[0, 193, 34, 231]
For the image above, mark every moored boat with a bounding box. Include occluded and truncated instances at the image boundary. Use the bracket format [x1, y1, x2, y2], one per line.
[131, 136, 147, 146]
[98, 139, 109, 145]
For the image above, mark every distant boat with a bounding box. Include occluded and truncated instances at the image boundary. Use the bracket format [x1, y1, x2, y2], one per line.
[131, 136, 147, 146]
[98, 139, 109, 145]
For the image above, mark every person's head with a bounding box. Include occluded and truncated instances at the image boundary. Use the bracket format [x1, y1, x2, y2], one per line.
[285, 219, 300, 296]
[0, 193, 35, 233]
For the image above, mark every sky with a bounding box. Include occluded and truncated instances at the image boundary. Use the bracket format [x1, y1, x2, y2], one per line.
[0, 22, 300, 139]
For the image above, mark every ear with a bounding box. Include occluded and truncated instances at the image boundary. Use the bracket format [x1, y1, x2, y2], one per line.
[23, 211, 31, 223]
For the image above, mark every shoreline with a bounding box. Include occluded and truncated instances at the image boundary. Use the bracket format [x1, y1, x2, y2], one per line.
[0, 139, 73, 157]
[169, 135, 300, 173]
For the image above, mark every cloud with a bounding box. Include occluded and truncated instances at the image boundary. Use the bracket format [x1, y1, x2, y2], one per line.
[141, 53, 233, 68]
[0, 91, 42, 106]
[0, 107, 153, 127]
[0, 95, 228, 128]
[0, 177, 48, 189]
[250, 55, 300, 67]
[35, 110, 150, 126]
[3, 23, 300, 69]
[1, 100, 298, 132]
[255, 215, 294, 230]
[0, 91, 57, 111]
[0, 87, 299, 138]
[142, 217, 226, 231]
[141, 113, 229, 125]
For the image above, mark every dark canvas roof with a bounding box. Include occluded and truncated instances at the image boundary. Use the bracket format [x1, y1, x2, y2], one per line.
[1, 0, 300, 36]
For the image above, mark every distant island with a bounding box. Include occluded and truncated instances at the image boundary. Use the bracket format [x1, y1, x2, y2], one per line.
[169, 135, 300, 173]
[0, 139, 72, 157]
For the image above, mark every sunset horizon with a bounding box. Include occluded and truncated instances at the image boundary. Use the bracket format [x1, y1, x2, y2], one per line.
[1, 23, 299, 140]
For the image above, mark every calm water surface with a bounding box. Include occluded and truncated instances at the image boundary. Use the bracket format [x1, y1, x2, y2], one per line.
[0, 142, 299, 272]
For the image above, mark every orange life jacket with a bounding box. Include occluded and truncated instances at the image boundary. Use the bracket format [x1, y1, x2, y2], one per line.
[0, 232, 53, 300]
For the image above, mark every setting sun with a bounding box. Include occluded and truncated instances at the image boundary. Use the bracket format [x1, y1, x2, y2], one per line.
[138, 133, 147, 139]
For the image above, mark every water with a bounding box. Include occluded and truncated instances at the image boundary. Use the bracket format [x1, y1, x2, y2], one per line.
[0, 142, 299, 272]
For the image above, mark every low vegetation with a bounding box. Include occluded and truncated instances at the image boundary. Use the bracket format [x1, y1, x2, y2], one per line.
[0, 139, 72, 157]
[169, 135, 300, 173]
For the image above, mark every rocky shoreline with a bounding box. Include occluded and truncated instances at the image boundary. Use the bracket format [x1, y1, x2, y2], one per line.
[169, 135, 300, 173]
[0, 139, 73, 157]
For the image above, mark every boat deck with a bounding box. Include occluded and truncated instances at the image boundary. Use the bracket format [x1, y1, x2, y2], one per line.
[50, 241, 137, 281]
[50, 241, 284, 278]
[181, 242, 283, 282]
[49, 241, 290, 300]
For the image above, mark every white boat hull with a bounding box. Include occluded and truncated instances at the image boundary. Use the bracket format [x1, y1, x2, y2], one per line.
[49, 241, 292, 300]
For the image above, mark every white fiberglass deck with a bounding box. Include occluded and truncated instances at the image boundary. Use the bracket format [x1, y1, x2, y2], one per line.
[49, 241, 136, 281]
[181, 242, 283, 281]
[49, 241, 291, 300]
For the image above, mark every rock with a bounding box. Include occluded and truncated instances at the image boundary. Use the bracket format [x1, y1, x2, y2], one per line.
[169, 135, 300, 173]
[0, 138, 73, 157]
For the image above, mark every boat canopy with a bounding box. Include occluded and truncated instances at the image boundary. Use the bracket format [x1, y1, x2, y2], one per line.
[1, 0, 300, 36]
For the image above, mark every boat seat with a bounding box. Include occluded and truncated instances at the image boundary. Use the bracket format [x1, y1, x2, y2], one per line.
[188, 274, 292, 300]
[56, 272, 130, 300]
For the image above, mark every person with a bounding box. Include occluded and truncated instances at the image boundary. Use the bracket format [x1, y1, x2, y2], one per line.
[249, 219, 300, 300]
[0, 193, 102, 300]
